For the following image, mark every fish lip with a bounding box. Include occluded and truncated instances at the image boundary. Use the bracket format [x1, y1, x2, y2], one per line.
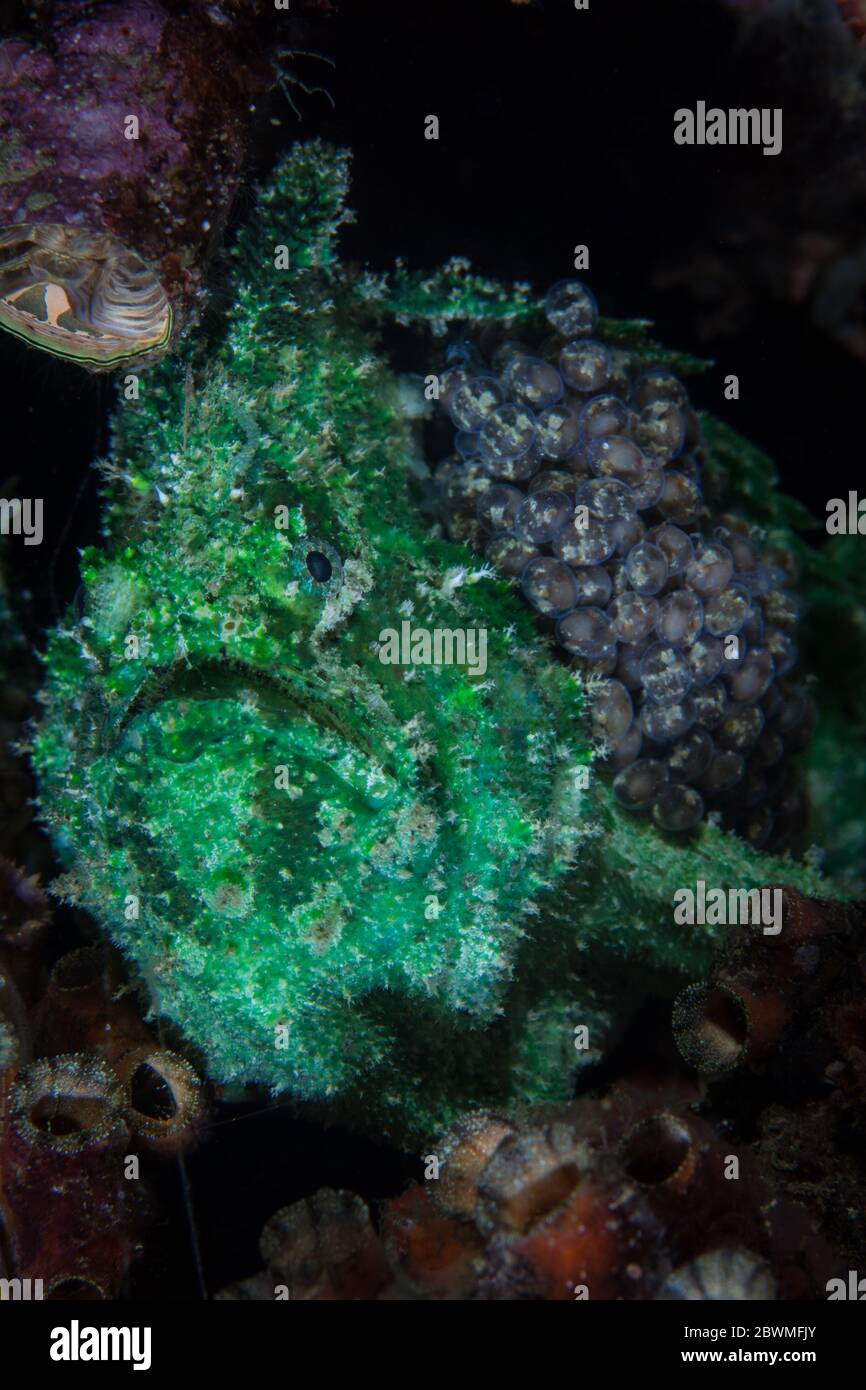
[91, 655, 394, 781]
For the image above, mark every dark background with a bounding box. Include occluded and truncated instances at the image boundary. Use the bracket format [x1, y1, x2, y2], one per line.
[2, 0, 863, 1297]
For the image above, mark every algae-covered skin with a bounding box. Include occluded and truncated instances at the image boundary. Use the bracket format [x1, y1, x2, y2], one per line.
[32, 142, 831, 1142]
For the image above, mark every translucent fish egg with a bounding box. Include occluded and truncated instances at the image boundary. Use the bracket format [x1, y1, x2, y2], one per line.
[685, 633, 724, 685]
[454, 430, 484, 462]
[657, 589, 704, 647]
[552, 516, 616, 566]
[667, 728, 714, 782]
[686, 542, 734, 598]
[635, 400, 686, 461]
[613, 758, 669, 810]
[753, 728, 784, 769]
[641, 642, 694, 704]
[491, 339, 530, 373]
[588, 435, 648, 488]
[445, 339, 482, 369]
[640, 696, 696, 744]
[690, 679, 727, 728]
[606, 722, 643, 770]
[610, 512, 646, 556]
[631, 370, 688, 409]
[624, 539, 668, 596]
[521, 556, 579, 617]
[763, 626, 797, 677]
[476, 483, 524, 530]
[657, 471, 703, 526]
[590, 678, 634, 744]
[559, 338, 612, 394]
[439, 365, 473, 412]
[572, 565, 614, 607]
[700, 750, 745, 796]
[702, 583, 751, 637]
[484, 530, 539, 576]
[630, 465, 666, 510]
[609, 592, 660, 642]
[506, 356, 564, 410]
[763, 589, 801, 632]
[555, 604, 616, 658]
[717, 703, 765, 754]
[448, 374, 506, 431]
[440, 460, 493, 507]
[653, 783, 704, 832]
[727, 648, 775, 702]
[577, 477, 637, 523]
[514, 489, 574, 544]
[741, 605, 765, 646]
[606, 348, 633, 396]
[713, 522, 758, 573]
[571, 647, 620, 677]
[544, 278, 598, 337]
[646, 524, 694, 577]
[616, 639, 650, 690]
[528, 468, 577, 495]
[535, 403, 582, 460]
[578, 393, 629, 444]
[479, 403, 537, 468]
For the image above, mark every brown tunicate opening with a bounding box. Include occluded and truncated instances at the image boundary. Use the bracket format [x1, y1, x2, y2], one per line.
[622, 1113, 692, 1185]
[49, 946, 109, 993]
[11, 1055, 124, 1154]
[30, 1094, 115, 1138]
[130, 1062, 178, 1121]
[123, 1051, 201, 1141]
[45, 1276, 106, 1301]
[433, 1112, 515, 1217]
[476, 1128, 583, 1236]
[259, 1190, 373, 1281]
[503, 1162, 581, 1231]
[672, 982, 749, 1074]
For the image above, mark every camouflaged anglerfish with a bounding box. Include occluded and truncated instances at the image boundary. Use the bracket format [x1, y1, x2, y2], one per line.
[32, 143, 843, 1142]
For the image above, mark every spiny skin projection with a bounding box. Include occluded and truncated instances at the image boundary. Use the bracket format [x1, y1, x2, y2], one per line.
[33, 143, 827, 1143]
[432, 289, 813, 852]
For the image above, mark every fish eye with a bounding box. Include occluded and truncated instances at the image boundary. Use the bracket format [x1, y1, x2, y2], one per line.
[306, 549, 333, 583]
[291, 538, 343, 597]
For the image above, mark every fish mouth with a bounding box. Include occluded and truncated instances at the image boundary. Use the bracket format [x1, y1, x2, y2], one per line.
[93, 657, 401, 808]
[0, 223, 172, 368]
[77, 656, 419, 936]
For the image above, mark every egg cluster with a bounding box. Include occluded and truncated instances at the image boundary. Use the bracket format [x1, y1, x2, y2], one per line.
[432, 280, 814, 848]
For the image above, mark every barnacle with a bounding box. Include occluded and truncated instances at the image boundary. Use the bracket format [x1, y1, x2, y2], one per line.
[221, 1025, 853, 1299]
[0, 225, 171, 367]
[660, 1248, 777, 1301]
